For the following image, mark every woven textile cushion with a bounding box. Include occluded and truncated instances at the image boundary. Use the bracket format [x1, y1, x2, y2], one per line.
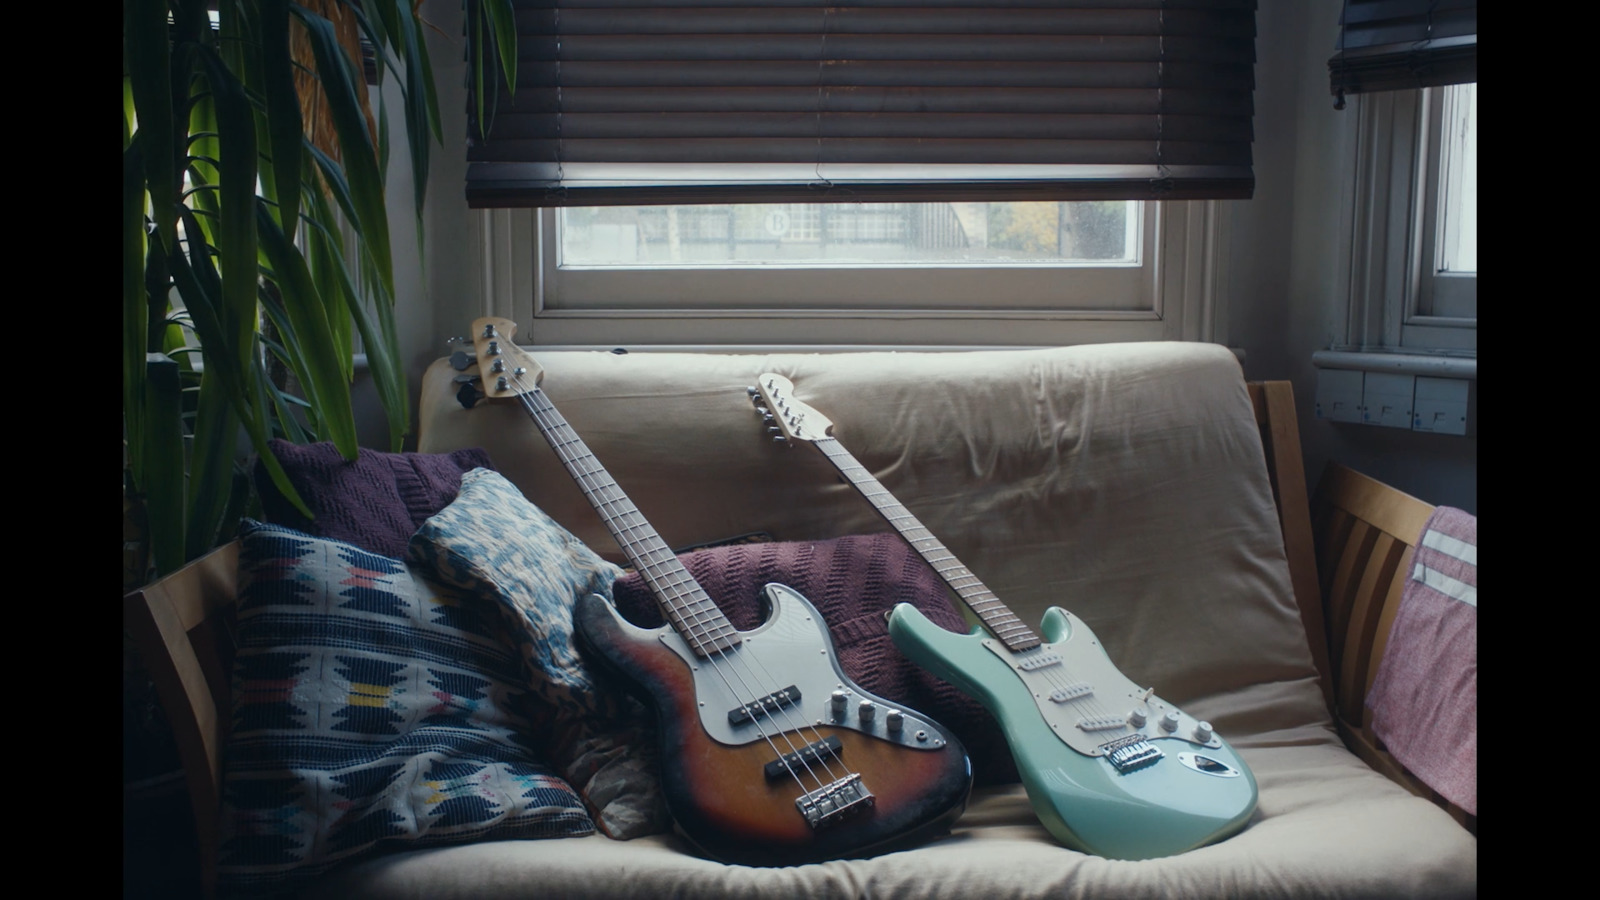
[217, 520, 594, 897]
[408, 468, 670, 840]
[252, 438, 495, 560]
[610, 533, 1018, 786]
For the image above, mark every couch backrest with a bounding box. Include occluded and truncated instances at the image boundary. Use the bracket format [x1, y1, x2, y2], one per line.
[418, 341, 1330, 739]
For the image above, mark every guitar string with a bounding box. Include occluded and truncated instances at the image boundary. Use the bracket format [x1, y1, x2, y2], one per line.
[513, 383, 841, 796]
[768, 378, 1137, 740]
[505, 372, 856, 800]
[813, 433, 1133, 731]
[817, 435, 1134, 732]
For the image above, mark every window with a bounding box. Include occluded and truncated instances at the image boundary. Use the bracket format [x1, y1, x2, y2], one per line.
[1415, 82, 1476, 323]
[479, 198, 1226, 348]
[1341, 82, 1477, 357]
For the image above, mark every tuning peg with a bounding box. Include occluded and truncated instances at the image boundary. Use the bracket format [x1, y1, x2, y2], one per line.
[754, 405, 771, 417]
[455, 381, 482, 410]
[766, 425, 781, 435]
[746, 386, 759, 398]
[772, 435, 788, 445]
[452, 373, 481, 385]
[450, 350, 476, 371]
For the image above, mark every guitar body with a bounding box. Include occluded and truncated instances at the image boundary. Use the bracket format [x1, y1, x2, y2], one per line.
[575, 583, 973, 867]
[888, 603, 1258, 861]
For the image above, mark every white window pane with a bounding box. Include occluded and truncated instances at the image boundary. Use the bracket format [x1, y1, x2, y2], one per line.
[558, 201, 1140, 268]
[1436, 83, 1476, 274]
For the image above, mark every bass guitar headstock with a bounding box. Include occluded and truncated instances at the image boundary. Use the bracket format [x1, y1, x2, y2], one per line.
[451, 317, 545, 408]
[748, 373, 834, 446]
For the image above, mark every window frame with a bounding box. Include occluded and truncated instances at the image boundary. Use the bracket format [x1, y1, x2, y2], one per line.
[1345, 85, 1477, 356]
[477, 199, 1230, 350]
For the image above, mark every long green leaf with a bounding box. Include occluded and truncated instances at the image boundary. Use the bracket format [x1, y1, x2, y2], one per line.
[304, 182, 408, 451]
[482, 0, 519, 106]
[258, 0, 303, 245]
[169, 217, 313, 520]
[255, 200, 360, 457]
[193, 44, 259, 376]
[126, 0, 176, 248]
[290, 5, 394, 300]
[125, 135, 150, 491]
[142, 354, 187, 577]
[185, 366, 239, 562]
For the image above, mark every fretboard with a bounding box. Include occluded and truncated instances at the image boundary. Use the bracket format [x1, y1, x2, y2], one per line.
[812, 437, 1040, 651]
[519, 386, 740, 657]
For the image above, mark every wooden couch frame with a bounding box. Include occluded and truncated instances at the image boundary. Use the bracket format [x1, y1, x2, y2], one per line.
[122, 380, 1469, 898]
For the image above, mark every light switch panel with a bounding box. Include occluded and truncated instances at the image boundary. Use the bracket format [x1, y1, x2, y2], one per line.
[1362, 372, 1415, 429]
[1315, 369, 1364, 423]
[1413, 377, 1475, 436]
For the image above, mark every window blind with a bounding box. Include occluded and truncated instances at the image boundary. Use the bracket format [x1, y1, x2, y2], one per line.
[1329, 0, 1476, 105]
[464, 0, 1258, 207]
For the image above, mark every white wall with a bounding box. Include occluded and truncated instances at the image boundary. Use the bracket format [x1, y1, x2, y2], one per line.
[1239, 0, 1478, 513]
[366, 0, 1475, 514]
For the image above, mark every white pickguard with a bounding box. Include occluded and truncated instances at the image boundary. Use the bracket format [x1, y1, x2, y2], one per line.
[658, 583, 950, 751]
[982, 610, 1223, 758]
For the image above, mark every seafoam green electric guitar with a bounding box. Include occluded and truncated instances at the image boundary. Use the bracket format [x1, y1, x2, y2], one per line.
[748, 373, 1259, 860]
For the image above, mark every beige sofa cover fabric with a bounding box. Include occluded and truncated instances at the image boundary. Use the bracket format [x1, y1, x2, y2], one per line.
[341, 341, 1476, 898]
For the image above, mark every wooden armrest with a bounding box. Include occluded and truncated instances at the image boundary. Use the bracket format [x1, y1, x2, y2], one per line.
[1311, 463, 1475, 835]
[1247, 381, 1335, 717]
[124, 539, 241, 900]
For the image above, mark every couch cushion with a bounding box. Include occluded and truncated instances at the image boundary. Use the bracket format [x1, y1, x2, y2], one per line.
[408, 468, 669, 840]
[304, 742, 1476, 900]
[218, 521, 593, 896]
[253, 439, 495, 560]
[610, 533, 1018, 786]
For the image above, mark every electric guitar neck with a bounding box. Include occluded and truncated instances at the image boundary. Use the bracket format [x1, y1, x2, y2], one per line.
[748, 372, 1259, 861]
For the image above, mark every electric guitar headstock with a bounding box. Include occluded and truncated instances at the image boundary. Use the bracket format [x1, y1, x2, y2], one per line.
[451, 317, 545, 407]
[748, 373, 834, 447]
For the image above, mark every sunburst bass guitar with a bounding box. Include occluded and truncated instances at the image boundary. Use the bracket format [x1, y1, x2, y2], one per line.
[748, 373, 1258, 860]
[459, 319, 973, 866]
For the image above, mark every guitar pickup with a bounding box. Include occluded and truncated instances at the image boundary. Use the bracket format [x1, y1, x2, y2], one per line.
[1048, 682, 1094, 703]
[1076, 715, 1128, 732]
[764, 735, 844, 780]
[729, 685, 801, 726]
[1102, 734, 1165, 772]
[1016, 652, 1063, 671]
[795, 773, 875, 831]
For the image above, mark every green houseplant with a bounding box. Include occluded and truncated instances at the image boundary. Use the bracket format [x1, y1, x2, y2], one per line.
[123, 0, 516, 583]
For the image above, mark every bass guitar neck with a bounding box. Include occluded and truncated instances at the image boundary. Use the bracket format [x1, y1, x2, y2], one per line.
[460, 320, 973, 866]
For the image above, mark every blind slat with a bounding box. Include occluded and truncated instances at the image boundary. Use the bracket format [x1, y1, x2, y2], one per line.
[1328, 0, 1476, 100]
[466, 0, 1258, 206]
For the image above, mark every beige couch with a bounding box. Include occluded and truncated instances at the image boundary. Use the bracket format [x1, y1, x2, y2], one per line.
[129, 340, 1476, 898]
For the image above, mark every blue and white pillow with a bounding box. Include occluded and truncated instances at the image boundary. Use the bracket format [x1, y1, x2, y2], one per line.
[409, 468, 670, 840]
[217, 520, 594, 896]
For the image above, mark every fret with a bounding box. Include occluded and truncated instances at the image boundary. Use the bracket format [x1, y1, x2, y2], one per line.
[521, 387, 740, 658]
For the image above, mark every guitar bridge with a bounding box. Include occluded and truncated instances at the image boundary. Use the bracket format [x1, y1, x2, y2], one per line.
[1102, 733, 1165, 772]
[795, 773, 875, 830]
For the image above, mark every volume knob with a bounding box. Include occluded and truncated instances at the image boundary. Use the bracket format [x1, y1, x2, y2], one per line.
[1128, 708, 1148, 728]
[858, 700, 876, 723]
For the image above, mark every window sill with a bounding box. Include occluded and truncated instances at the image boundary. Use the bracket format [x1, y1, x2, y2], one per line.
[1310, 349, 1475, 380]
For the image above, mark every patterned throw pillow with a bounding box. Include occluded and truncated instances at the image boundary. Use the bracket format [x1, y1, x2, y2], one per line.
[252, 439, 495, 559]
[408, 468, 670, 840]
[218, 520, 594, 897]
[610, 533, 1019, 787]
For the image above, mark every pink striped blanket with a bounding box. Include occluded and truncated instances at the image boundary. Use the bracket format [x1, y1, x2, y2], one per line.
[1365, 505, 1476, 815]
